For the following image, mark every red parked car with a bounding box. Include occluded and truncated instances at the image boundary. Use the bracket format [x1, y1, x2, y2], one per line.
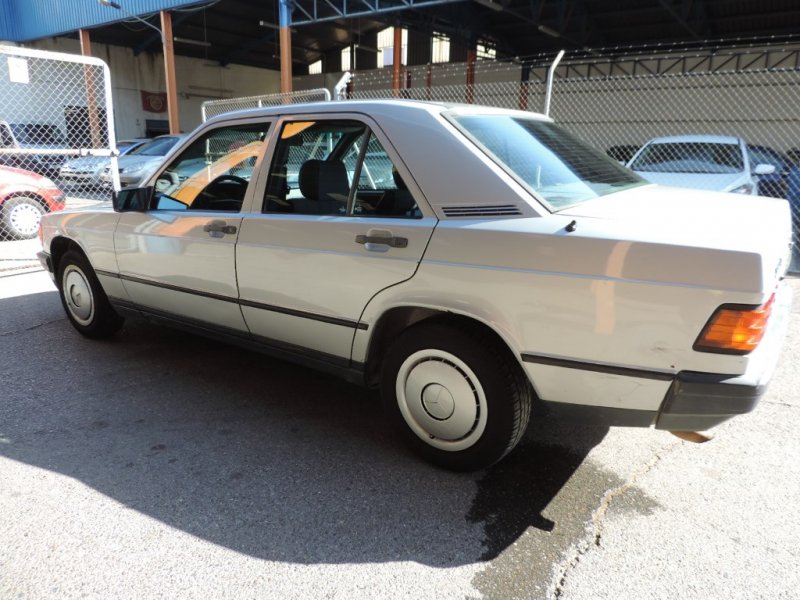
[0, 165, 66, 240]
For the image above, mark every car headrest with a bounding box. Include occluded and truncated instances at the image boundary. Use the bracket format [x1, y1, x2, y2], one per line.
[299, 159, 350, 203]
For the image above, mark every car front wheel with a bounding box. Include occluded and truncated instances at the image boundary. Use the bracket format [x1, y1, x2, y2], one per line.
[57, 250, 123, 338]
[1, 195, 45, 240]
[380, 321, 532, 471]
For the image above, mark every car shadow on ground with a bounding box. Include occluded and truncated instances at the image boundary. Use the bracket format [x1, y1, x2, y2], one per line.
[1, 289, 613, 567]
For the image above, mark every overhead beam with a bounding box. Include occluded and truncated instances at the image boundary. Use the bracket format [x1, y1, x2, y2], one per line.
[289, 0, 463, 26]
[657, 0, 703, 39]
[134, 11, 193, 56]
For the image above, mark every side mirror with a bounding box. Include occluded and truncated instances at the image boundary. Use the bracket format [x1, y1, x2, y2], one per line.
[753, 163, 777, 176]
[112, 186, 152, 212]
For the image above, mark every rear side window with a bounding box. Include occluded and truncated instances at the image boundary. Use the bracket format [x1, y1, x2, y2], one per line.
[451, 114, 643, 210]
[263, 119, 421, 218]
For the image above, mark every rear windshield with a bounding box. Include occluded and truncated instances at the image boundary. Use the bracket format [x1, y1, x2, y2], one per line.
[10, 123, 64, 146]
[129, 136, 180, 157]
[450, 114, 644, 210]
[630, 142, 744, 174]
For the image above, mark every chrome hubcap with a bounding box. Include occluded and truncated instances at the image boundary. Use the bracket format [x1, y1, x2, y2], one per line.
[63, 266, 94, 325]
[9, 202, 42, 236]
[395, 349, 487, 452]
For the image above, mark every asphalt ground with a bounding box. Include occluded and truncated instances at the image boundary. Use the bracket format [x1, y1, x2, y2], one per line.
[0, 259, 798, 599]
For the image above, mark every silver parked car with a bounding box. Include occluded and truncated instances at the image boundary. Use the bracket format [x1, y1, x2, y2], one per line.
[59, 138, 150, 187]
[100, 134, 184, 188]
[38, 101, 792, 470]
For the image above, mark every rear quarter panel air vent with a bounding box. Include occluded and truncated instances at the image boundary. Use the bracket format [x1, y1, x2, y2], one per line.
[441, 204, 523, 218]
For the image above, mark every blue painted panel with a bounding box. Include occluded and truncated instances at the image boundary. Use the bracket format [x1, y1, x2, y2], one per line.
[0, 0, 208, 42]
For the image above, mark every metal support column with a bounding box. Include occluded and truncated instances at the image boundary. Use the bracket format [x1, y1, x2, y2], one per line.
[518, 64, 531, 111]
[160, 11, 180, 134]
[392, 27, 403, 97]
[279, 0, 293, 93]
[465, 48, 476, 104]
[79, 29, 103, 148]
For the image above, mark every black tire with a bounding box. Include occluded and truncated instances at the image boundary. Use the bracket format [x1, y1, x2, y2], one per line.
[1, 195, 45, 240]
[380, 320, 532, 471]
[57, 250, 124, 339]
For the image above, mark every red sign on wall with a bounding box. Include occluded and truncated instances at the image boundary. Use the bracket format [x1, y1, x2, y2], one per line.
[141, 91, 167, 113]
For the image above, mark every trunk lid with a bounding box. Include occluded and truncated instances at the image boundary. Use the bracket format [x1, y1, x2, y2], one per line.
[560, 184, 793, 295]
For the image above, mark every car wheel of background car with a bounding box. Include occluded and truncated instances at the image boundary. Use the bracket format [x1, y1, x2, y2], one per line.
[1, 195, 45, 240]
[57, 250, 124, 339]
[380, 320, 532, 471]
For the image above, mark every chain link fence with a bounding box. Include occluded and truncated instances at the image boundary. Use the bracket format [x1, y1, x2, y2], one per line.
[329, 41, 800, 271]
[201, 88, 331, 121]
[0, 45, 117, 252]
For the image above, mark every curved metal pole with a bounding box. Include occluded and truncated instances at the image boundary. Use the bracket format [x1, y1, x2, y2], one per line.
[544, 49, 565, 117]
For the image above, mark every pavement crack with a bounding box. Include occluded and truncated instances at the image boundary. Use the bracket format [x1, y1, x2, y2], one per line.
[548, 440, 683, 599]
[762, 400, 799, 409]
[0, 317, 65, 337]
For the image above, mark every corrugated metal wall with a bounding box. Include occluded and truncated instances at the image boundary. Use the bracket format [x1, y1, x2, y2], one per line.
[0, 0, 205, 42]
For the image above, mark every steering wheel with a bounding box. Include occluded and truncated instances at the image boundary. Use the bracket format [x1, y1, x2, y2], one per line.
[203, 174, 249, 198]
[155, 170, 180, 194]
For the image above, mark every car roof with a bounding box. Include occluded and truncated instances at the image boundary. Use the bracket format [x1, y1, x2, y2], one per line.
[644, 134, 742, 145]
[202, 99, 551, 126]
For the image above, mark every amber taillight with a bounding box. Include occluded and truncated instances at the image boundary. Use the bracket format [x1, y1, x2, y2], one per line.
[694, 294, 775, 355]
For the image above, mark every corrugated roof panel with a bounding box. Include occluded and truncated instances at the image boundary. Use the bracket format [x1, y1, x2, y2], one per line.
[0, 0, 208, 42]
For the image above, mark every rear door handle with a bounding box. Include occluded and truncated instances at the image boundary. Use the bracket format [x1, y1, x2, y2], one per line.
[203, 219, 237, 237]
[355, 234, 408, 248]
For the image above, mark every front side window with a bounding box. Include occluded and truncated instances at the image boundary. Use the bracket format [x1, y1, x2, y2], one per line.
[631, 142, 745, 174]
[152, 122, 269, 212]
[451, 114, 644, 210]
[264, 119, 421, 218]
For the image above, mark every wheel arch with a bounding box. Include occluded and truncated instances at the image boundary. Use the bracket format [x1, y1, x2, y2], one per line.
[50, 236, 88, 279]
[363, 306, 527, 390]
[4, 191, 49, 210]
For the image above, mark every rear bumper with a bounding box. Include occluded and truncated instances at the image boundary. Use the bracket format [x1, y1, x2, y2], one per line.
[540, 371, 765, 430]
[532, 279, 792, 431]
[654, 371, 765, 430]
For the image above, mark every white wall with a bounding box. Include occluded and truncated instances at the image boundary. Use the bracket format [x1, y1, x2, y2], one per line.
[26, 37, 281, 140]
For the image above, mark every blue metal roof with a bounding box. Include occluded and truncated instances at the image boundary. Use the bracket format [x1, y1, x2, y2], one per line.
[0, 0, 209, 42]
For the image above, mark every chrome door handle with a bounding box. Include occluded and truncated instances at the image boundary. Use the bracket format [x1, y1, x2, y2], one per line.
[355, 234, 408, 248]
[203, 220, 237, 237]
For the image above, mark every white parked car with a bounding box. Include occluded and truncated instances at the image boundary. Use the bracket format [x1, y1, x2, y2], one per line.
[627, 135, 776, 194]
[38, 101, 793, 470]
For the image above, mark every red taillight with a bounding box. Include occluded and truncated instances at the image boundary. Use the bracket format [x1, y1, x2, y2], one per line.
[694, 294, 774, 354]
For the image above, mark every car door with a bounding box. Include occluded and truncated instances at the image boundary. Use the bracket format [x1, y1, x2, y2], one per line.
[114, 119, 272, 332]
[236, 114, 437, 362]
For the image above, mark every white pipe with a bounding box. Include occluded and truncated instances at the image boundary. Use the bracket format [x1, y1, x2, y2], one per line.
[544, 49, 565, 117]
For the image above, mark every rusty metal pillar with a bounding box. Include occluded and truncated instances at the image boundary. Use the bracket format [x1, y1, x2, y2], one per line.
[425, 62, 432, 101]
[518, 64, 531, 111]
[79, 29, 103, 149]
[392, 27, 403, 98]
[279, 0, 293, 94]
[160, 11, 180, 134]
[465, 48, 477, 104]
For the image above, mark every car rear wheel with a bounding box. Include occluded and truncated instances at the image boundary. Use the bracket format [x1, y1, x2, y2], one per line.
[380, 321, 532, 471]
[1, 195, 45, 240]
[57, 250, 123, 339]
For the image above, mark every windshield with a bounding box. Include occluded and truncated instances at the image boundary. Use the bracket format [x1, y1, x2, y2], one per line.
[128, 136, 179, 157]
[10, 123, 65, 146]
[451, 114, 644, 210]
[630, 142, 744, 174]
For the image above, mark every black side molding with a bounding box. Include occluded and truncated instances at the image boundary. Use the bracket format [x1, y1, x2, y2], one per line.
[521, 353, 674, 381]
